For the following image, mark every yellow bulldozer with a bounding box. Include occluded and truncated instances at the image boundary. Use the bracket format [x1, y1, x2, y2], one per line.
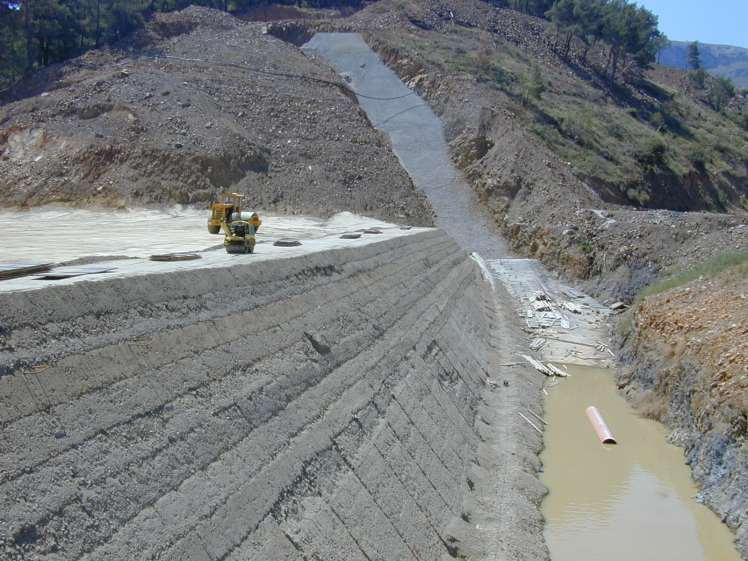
[208, 193, 262, 254]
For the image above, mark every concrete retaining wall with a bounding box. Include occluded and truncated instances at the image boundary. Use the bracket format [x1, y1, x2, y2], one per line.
[0, 231, 546, 561]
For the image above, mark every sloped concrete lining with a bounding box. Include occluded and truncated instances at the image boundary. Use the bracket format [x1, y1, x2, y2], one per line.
[0, 231, 546, 561]
[303, 33, 508, 259]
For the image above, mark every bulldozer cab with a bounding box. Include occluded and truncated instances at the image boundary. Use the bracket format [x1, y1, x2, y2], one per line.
[208, 193, 244, 234]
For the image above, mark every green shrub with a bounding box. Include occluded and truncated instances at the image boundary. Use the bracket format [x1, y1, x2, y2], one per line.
[649, 111, 666, 131]
[687, 146, 709, 170]
[689, 69, 707, 89]
[638, 250, 748, 301]
[708, 77, 736, 112]
[635, 138, 668, 168]
[579, 240, 593, 254]
[523, 63, 545, 102]
[626, 187, 651, 206]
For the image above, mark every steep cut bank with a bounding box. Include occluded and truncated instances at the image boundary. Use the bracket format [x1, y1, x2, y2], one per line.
[0, 231, 546, 561]
[617, 266, 748, 557]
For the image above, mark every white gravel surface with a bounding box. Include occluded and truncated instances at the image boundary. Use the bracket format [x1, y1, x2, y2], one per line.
[0, 207, 425, 292]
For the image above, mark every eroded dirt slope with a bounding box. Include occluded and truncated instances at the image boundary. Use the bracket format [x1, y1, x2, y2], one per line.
[0, 7, 432, 225]
[618, 267, 748, 556]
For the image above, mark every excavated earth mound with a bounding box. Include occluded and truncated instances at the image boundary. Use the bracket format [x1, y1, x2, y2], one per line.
[0, 231, 546, 561]
[0, 7, 432, 226]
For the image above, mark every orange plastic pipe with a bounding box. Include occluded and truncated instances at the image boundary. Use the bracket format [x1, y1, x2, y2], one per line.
[586, 406, 617, 444]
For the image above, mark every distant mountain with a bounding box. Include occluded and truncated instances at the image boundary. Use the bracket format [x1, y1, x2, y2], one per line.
[659, 41, 748, 88]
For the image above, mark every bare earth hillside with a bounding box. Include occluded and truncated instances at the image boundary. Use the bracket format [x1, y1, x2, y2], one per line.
[618, 265, 748, 555]
[0, 7, 433, 225]
[295, 0, 748, 299]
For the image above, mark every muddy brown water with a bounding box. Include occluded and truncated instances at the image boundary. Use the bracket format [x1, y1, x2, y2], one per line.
[542, 364, 741, 561]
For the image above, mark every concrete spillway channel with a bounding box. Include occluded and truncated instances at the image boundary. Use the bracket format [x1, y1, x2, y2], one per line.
[303, 33, 508, 259]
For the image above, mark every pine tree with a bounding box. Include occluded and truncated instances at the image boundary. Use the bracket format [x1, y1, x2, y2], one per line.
[546, 0, 578, 59]
[687, 41, 708, 88]
[687, 41, 701, 70]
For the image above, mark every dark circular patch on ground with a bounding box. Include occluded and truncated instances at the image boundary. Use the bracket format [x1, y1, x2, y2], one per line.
[274, 238, 302, 247]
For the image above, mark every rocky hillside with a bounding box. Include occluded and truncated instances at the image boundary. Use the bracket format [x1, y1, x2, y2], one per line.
[0, 7, 433, 225]
[660, 41, 748, 88]
[301, 0, 748, 300]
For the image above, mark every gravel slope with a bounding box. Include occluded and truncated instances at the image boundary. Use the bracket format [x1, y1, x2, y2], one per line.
[0, 7, 433, 225]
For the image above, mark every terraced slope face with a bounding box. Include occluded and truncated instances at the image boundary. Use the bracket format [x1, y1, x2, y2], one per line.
[0, 231, 545, 561]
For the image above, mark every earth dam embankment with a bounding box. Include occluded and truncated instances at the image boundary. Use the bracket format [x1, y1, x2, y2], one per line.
[0, 230, 546, 561]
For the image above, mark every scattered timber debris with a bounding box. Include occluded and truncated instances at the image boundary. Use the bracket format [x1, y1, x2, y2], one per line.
[531, 300, 553, 312]
[564, 302, 582, 314]
[545, 363, 569, 377]
[37, 266, 116, 280]
[521, 354, 569, 377]
[529, 338, 546, 351]
[518, 412, 543, 435]
[562, 287, 585, 299]
[150, 253, 201, 262]
[0, 261, 52, 280]
[521, 354, 552, 376]
[527, 408, 548, 425]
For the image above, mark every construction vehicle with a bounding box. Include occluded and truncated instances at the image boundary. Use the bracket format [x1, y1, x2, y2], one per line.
[208, 193, 262, 254]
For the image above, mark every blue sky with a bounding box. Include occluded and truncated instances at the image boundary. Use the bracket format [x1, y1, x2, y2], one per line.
[637, 0, 748, 48]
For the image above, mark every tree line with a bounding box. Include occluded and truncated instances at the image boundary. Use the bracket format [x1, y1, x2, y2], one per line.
[686, 41, 737, 113]
[543, 0, 666, 82]
[0, 0, 681, 93]
[0, 0, 364, 91]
